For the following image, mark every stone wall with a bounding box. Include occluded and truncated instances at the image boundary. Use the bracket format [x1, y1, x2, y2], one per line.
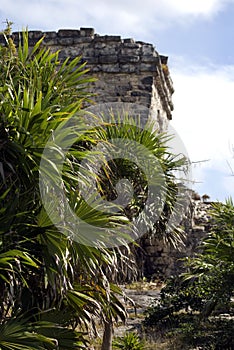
[141, 197, 214, 279]
[2, 27, 174, 131]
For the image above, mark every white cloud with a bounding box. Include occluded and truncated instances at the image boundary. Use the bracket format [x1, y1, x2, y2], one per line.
[162, 0, 228, 16]
[171, 63, 234, 162]
[0, 0, 233, 36]
[170, 61, 234, 200]
[222, 173, 234, 199]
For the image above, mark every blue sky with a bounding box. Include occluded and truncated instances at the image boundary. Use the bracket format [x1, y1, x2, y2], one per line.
[1, 0, 234, 201]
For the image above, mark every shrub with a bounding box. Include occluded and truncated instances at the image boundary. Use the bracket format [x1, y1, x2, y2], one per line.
[143, 199, 234, 349]
[113, 332, 145, 350]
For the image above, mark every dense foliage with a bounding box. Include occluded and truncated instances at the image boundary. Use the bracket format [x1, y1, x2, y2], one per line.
[144, 199, 234, 349]
[113, 332, 145, 350]
[0, 25, 127, 349]
[0, 24, 187, 349]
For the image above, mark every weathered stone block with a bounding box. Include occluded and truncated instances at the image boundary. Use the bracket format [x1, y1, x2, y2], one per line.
[98, 55, 118, 64]
[94, 42, 107, 49]
[98, 47, 118, 55]
[80, 28, 95, 37]
[58, 37, 74, 45]
[100, 64, 120, 73]
[73, 37, 93, 44]
[96, 95, 119, 102]
[121, 96, 137, 103]
[123, 38, 135, 44]
[115, 84, 132, 94]
[138, 84, 152, 92]
[94, 35, 121, 42]
[83, 56, 99, 64]
[141, 44, 154, 55]
[131, 91, 151, 98]
[58, 29, 80, 37]
[139, 63, 156, 72]
[44, 31, 57, 39]
[119, 55, 140, 63]
[91, 66, 103, 72]
[43, 38, 58, 45]
[119, 64, 137, 73]
[141, 55, 159, 63]
[28, 31, 43, 39]
[122, 42, 141, 49]
[141, 76, 154, 85]
[121, 48, 141, 56]
[137, 96, 151, 107]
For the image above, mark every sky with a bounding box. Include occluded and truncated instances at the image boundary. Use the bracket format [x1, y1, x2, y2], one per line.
[1, 0, 234, 202]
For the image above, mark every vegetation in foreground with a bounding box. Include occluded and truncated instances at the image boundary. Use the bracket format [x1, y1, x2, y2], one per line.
[0, 23, 186, 349]
[1, 21, 233, 350]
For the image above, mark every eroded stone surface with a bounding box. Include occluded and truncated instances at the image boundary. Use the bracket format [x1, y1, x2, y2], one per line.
[5, 27, 174, 130]
[141, 196, 215, 278]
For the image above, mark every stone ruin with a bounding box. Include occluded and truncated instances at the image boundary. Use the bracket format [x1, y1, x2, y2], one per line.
[1, 27, 213, 279]
[142, 193, 214, 279]
[1, 27, 174, 131]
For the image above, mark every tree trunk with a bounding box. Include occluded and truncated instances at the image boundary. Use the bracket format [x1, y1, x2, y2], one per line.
[101, 319, 113, 350]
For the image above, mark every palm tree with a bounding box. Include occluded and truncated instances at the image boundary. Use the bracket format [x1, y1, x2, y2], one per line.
[87, 112, 189, 349]
[0, 24, 188, 349]
[0, 26, 129, 349]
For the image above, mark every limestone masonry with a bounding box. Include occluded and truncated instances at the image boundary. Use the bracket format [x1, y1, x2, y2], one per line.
[142, 196, 213, 278]
[3, 27, 174, 131]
